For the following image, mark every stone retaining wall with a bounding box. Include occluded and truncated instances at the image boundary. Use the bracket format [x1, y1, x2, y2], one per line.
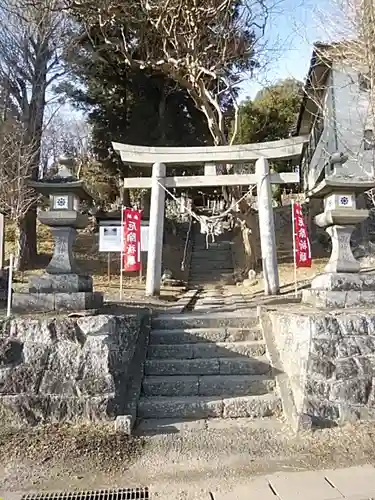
[0, 312, 150, 428]
[261, 305, 375, 427]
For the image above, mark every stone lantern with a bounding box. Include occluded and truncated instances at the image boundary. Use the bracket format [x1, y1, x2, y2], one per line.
[303, 153, 375, 308]
[12, 155, 103, 312]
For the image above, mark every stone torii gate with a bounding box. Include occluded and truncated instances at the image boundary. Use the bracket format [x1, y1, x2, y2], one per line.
[113, 136, 308, 296]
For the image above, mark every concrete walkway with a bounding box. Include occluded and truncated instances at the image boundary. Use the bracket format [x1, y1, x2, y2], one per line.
[206, 465, 375, 500]
[2, 463, 375, 499]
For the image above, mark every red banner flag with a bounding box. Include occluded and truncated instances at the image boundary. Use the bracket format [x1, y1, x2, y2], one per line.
[292, 202, 312, 268]
[122, 208, 142, 272]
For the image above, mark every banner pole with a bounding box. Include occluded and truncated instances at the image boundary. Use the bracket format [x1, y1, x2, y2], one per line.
[292, 200, 298, 297]
[107, 252, 111, 286]
[291, 200, 298, 297]
[139, 216, 142, 285]
[120, 206, 124, 301]
[6, 253, 13, 317]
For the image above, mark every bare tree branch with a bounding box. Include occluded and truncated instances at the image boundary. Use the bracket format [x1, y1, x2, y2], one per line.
[0, 0, 73, 266]
[64, 0, 273, 147]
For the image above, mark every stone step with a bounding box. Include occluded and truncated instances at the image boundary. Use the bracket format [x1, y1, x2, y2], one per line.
[190, 257, 232, 263]
[190, 270, 232, 273]
[189, 278, 233, 283]
[189, 282, 234, 288]
[193, 262, 230, 265]
[191, 252, 232, 257]
[152, 313, 258, 330]
[190, 266, 233, 271]
[190, 276, 232, 280]
[193, 307, 229, 313]
[142, 374, 275, 397]
[192, 250, 231, 253]
[135, 416, 284, 435]
[147, 341, 266, 359]
[190, 267, 233, 272]
[190, 268, 233, 273]
[193, 242, 231, 247]
[191, 248, 231, 253]
[149, 327, 263, 345]
[190, 254, 233, 262]
[199, 297, 229, 302]
[189, 270, 232, 273]
[193, 305, 226, 311]
[144, 355, 271, 376]
[137, 393, 281, 419]
[189, 279, 234, 285]
[191, 252, 231, 257]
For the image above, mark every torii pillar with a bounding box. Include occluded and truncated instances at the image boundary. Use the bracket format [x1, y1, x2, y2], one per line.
[256, 157, 280, 295]
[146, 162, 166, 296]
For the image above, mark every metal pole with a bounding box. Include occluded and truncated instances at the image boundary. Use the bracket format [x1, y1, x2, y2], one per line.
[120, 207, 124, 300]
[107, 252, 111, 285]
[146, 162, 166, 296]
[291, 200, 298, 297]
[0, 213, 4, 270]
[256, 157, 279, 295]
[6, 254, 13, 317]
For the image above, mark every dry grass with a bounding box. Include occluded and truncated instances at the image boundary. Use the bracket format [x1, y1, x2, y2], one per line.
[4, 221, 187, 303]
[238, 258, 329, 297]
[0, 422, 144, 473]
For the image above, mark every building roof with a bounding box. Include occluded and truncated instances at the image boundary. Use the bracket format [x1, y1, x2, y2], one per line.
[295, 42, 333, 135]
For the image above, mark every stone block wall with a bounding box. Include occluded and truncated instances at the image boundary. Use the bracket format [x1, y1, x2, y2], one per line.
[0, 312, 150, 428]
[262, 306, 375, 426]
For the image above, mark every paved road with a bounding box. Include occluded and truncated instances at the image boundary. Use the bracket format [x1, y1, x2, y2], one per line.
[208, 465, 375, 500]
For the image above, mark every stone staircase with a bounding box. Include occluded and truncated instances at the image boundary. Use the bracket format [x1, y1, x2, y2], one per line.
[137, 307, 282, 424]
[188, 229, 234, 287]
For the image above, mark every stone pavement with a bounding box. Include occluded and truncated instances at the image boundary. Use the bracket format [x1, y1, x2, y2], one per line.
[206, 465, 375, 500]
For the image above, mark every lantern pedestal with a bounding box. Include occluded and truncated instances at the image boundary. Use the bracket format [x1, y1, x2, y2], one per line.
[29, 273, 93, 294]
[12, 156, 103, 313]
[46, 227, 81, 275]
[302, 179, 375, 308]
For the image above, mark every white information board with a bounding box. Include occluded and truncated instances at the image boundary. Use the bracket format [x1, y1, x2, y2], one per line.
[99, 220, 149, 252]
[99, 223, 121, 252]
[140, 226, 149, 252]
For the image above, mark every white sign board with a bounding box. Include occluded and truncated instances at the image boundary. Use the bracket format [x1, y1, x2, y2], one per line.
[99, 223, 122, 252]
[99, 220, 149, 252]
[140, 226, 149, 252]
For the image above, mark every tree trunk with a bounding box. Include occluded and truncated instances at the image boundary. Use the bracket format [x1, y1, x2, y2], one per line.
[122, 187, 131, 208]
[121, 172, 131, 207]
[141, 191, 151, 220]
[240, 221, 257, 271]
[158, 82, 167, 145]
[235, 211, 259, 272]
[22, 40, 49, 264]
[14, 216, 29, 272]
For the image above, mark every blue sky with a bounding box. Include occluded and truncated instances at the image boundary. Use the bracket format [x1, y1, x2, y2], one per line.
[238, 0, 332, 100]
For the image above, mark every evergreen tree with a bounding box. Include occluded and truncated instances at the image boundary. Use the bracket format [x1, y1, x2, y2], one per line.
[234, 78, 303, 204]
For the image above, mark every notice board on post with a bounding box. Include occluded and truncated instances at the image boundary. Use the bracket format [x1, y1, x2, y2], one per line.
[99, 219, 149, 253]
